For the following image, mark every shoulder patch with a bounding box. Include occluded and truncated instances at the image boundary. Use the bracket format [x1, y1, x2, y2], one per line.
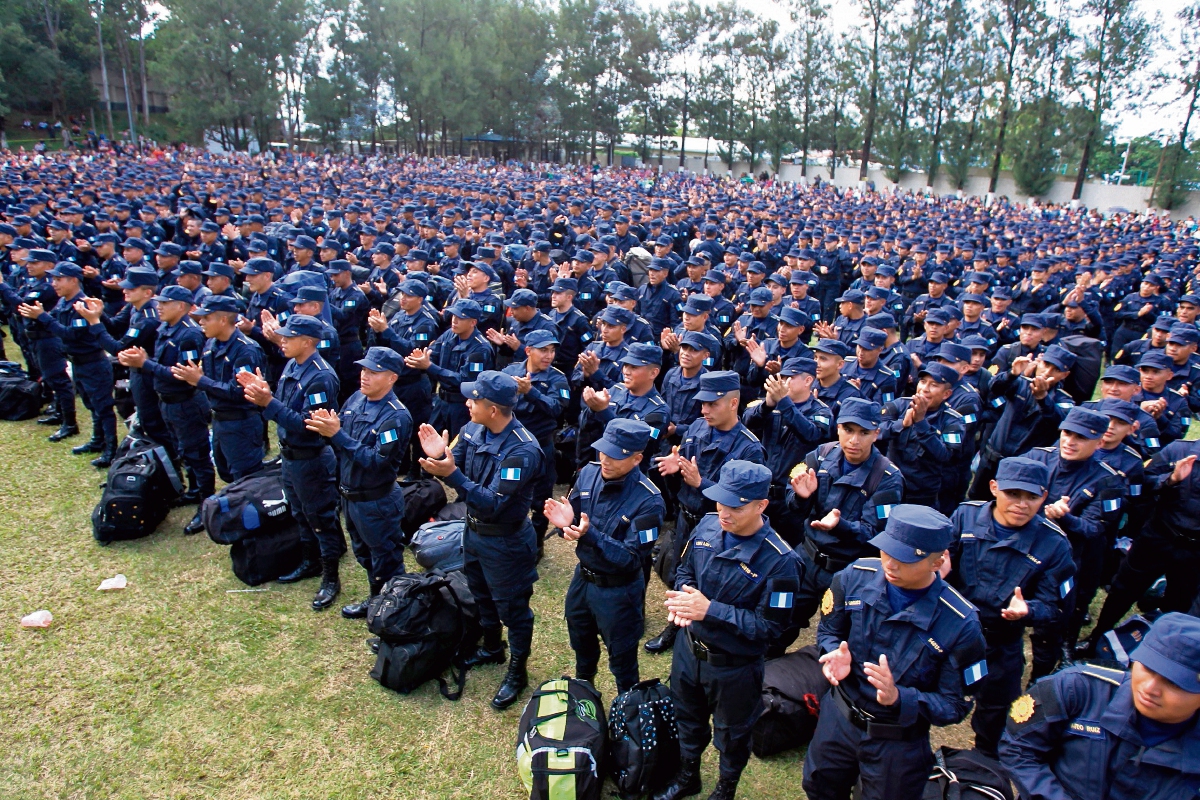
[1042, 519, 1067, 537]
[1010, 694, 1035, 723]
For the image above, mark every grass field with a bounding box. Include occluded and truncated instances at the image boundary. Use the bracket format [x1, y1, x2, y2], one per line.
[5, 364, 1162, 799]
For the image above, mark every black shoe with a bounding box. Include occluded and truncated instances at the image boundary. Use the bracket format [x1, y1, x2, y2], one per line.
[491, 657, 528, 710]
[1074, 638, 1097, 661]
[653, 758, 702, 800]
[174, 489, 204, 507]
[48, 424, 79, 442]
[464, 627, 508, 668]
[706, 777, 738, 800]
[368, 637, 380, 654]
[278, 559, 322, 583]
[311, 557, 341, 611]
[341, 599, 371, 619]
[37, 413, 62, 426]
[644, 622, 678, 654]
[183, 511, 205, 536]
[71, 438, 103, 454]
[91, 444, 117, 469]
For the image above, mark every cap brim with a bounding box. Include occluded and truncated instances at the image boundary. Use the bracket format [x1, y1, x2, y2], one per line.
[701, 483, 755, 507]
[353, 358, 388, 372]
[190, 308, 215, 316]
[1059, 421, 1101, 439]
[995, 479, 1046, 495]
[693, 390, 723, 402]
[1131, 642, 1200, 693]
[593, 437, 632, 459]
[618, 357, 653, 367]
[867, 532, 924, 563]
[837, 414, 879, 430]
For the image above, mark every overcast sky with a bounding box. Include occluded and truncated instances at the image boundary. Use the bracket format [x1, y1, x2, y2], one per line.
[639, 0, 1194, 142]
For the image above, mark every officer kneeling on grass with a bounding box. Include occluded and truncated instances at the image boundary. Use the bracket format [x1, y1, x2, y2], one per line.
[543, 418, 665, 693]
[417, 370, 543, 710]
[802, 504, 986, 800]
[656, 460, 801, 800]
[303, 346, 414, 623]
[1000, 612, 1200, 800]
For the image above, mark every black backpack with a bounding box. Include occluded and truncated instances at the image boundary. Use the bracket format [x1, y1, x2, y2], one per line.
[751, 645, 829, 757]
[230, 524, 304, 585]
[607, 678, 680, 799]
[91, 436, 183, 544]
[368, 569, 479, 700]
[0, 362, 42, 420]
[517, 677, 607, 800]
[400, 478, 448, 537]
[923, 747, 1016, 800]
[1058, 334, 1104, 404]
[411, 520, 465, 572]
[202, 462, 295, 545]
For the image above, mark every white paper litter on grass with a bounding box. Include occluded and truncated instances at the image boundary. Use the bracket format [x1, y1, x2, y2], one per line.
[97, 574, 127, 591]
[20, 610, 52, 628]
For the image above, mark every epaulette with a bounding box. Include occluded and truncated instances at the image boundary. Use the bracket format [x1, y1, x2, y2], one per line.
[852, 558, 880, 572]
[512, 425, 535, 443]
[746, 399, 763, 409]
[1079, 665, 1126, 686]
[883, 465, 899, 476]
[740, 428, 760, 441]
[1098, 461, 1119, 476]
[637, 477, 661, 495]
[1041, 518, 1067, 537]
[1035, 446, 1056, 453]
[1123, 444, 1140, 458]
[1171, 387, 1187, 398]
[647, 394, 666, 406]
[550, 366, 566, 377]
[387, 398, 401, 410]
[939, 583, 977, 618]
[763, 531, 793, 555]
[961, 500, 988, 507]
[944, 407, 964, 419]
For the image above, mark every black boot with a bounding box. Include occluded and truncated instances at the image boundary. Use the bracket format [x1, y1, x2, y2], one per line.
[311, 557, 341, 611]
[91, 441, 117, 469]
[463, 627, 507, 668]
[644, 622, 678, 654]
[491, 654, 528, 710]
[653, 757, 702, 800]
[183, 508, 206, 535]
[37, 410, 62, 425]
[72, 422, 103, 454]
[341, 578, 384, 619]
[706, 777, 738, 800]
[48, 423, 79, 442]
[174, 489, 204, 507]
[278, 543, 322, 583]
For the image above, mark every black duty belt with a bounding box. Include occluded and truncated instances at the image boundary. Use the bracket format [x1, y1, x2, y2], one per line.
[280, 444, 325, 461]
[68, 351, 105, 365]
[832, 686, 929, 741]
[686, 629, 758, 668]
[159, 389, 196, 404]
[438, 390, 465, 403]
[803, 538, 851, 574]
[679, 506, 703, 527]
[212, 408, 253, 421]
[465, 514, 513, 537]
[579, 566, 641, 588]
[340, 483, 394, 502]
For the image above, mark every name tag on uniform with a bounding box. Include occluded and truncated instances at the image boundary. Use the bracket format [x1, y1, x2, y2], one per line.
[1102, 498, 1121, 512]
[72, 318, 88, 327]
[738, 563, 760, 582]
[307, 392, 327, 406]
[1060, 577, 1074, 598]
[769, 591, 793, 609]
[500, 467, 522, 480]
[638, 527, 659, 544]
[963, 660, 988, 686]
[1067, 719, 1105, 740]
[379, 429, 399, 445]
[180, 350, 199, 362]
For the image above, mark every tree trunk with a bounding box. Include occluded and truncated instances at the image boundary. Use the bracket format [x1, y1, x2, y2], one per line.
[138, 24, 151, 126]
[679, 73, 689, 169]
[859, 17, 882, 181]
[988, 41, 1019, 192]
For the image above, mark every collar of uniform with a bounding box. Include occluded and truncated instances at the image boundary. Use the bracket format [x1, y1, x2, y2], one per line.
[1096, 679, 1150, 750]
[978, 506, 1039, 554]
[712, 520, 769, 562]
[831, 450, 877, 488]
[476, 416, 521, 456]
[861, 570, 943, 632]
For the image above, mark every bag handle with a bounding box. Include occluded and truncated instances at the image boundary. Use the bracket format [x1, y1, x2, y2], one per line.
[150, 445, 185, 495]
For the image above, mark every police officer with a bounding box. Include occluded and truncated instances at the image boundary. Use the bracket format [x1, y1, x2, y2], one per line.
[878, 362, 967, 508]
[1135, 351, 1190, 446]
[647, 370, 765, 655]
[841, 327, 898, 404]
[577, 341, 669, 471]
[661, 331, 717, 439]
[654, 460, 801, 800]
[946, 457, 1075, 756]
[776, 397, 905, 655]
[742, 356, 833, 546]
[117, 285, 214, 524]
[803, 505, 986, 800]
[10, 249, 77, 441]
[325, 259, 369, 404]
[409, 298, 494, 439]
[503, 329, 570, 550]
[543, 418, 666, 692]
[303, 347, 413, 620]
[416, 371, 544, 709]
[240, 315, 345, 610]
[1001, 612, 1200, 800]
[18, 262, 119, 467]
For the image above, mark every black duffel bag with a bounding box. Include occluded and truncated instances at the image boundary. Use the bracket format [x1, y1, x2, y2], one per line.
[91, 436, 184, 544]
[202, 461, 295, 545]
[1058, 334, 1104, 404]
[400, 478, 448, 537]
[0, 361, 42, 420]
[750, 645, 829, 757]
[923, 747, 1015, 800]
[230, 524, 304, 586]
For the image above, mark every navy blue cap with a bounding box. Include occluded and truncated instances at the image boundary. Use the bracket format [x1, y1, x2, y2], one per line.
[552, 277, 579, 293]
[461, 370, 519, 407]
[703, 269, 727, 284]
[155, 242, 183, 256]
[682, 295, 713, 315]
[855, 327, 886, 349]
[747, 261, 767, 275]
[1059, 406, 1108, 439]
[960, 292, 986, 305]
[524, 329, 560, 349]
[867, 312, 897, 330]
[619, 341, 662, 367]
[995, 457, 1049, 495]
[246, 239, 268, 253]
[928, 272, 949, 284]
[1097, 398, 1139, 424]
[1102, 364, 1140, 384]
[813, 339, 850, 358]
[48, 262, 83, 279]
[599, 306, 635, 326]
[504, 288, 539, 308]
[836, 289, 865, 304]
[1168, 324, 1199, 345]
[397, 279, 427, 297]
[277, 314, 327, 339]
[693, 370, 741, 402]
[919, 362, 959, 385]
[202, 262, 235, 279]
[293, 235, 317, 250]
[1129, 612, 1200, 693]
[647, 257, 671, 272]
[153, 285, 195, 303]
[925, 308, 951, 325]
[594, 418, 653, 459]
[991, 287, 1012, 300]
[118, 267, 158, 288]
[1137, 351, 1174, 371]
[174, 260, 203, 276]
[749, 287, 775, 306]
[123, 237, 152, 252]
[468, 261, 498, 281]
[1041, 344, 1076, 371]
[290, 285, 328, 305]
[779, 307, 812, 328]
[354, 346, 404, 374]
[23, 249, 54, 265]
[779, 357, 817, 377]
[1141, 274, 1163, 287]
[324, 259, 351, 274]
[1019, 313, 1045, 328]
[240, 257, 278, 275]
[680, 330, 718, 353]
[611, 284, 639, 302]
[960, 334, 991, 351]
[446, 299, 483, 320]
[837, 397, 882, 430]
[936, 342, 972, 364]
[868, 504, 954, 563]
[701, 460, 772, 507]
[192, 295, 241, 315]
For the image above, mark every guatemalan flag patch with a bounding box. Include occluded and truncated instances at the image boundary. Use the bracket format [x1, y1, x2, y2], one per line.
[500, 467, 522, 480]
[638, 527, 659, 544]
[769, 591, 794, 609]
[964, 660, 988, 686]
